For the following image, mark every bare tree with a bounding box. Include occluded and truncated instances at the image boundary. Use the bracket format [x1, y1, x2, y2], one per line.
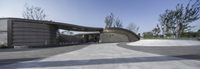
[105, 13, 114, 28]
[113, 17, 123, 28]
[152, 24, 161, 37]
[126, 23, 139, 33]
[159, 0, 200, 38]
[23, 5, 46, 20]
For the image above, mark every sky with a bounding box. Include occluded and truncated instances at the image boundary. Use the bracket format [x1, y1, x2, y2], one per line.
[0, 0, 199, 33]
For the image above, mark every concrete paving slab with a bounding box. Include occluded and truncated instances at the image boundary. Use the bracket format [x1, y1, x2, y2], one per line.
[0, 43, 200, 69]
[0, 44, 88, 66]
[123, 40, 200, 56]
[127, 39, 200, 46]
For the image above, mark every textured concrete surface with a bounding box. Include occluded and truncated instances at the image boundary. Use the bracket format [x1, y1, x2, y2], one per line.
[1, 43, 200, 69]
[122, 40, 200, 56]
[127, 39, 200, 46]
[0, 44, 88, 66]
[100, 33, 129, 42]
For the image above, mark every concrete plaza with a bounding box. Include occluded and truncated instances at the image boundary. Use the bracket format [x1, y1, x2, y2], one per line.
[127, 39, 200, 46]
[0, 41, 200, 69]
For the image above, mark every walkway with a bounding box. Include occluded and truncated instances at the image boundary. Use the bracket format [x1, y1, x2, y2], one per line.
[1, 43, 200, 69]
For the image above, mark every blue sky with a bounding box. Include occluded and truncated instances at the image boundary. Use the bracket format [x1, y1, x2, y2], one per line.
[0, 0, 199, 33]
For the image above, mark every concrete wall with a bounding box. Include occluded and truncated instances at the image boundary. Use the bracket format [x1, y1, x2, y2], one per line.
[0, 19, 8, 46]
[100, 28, 140, 43]
[12, 21, 57, 47]
[59, 35, 83, 44]
[100, 33, 129, 43]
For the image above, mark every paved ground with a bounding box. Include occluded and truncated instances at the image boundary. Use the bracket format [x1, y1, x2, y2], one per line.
[0, 44, 88, 66]
[1, 43, 200, 69]
[127, 39, 200, 46]
[123, 40, 200, 56]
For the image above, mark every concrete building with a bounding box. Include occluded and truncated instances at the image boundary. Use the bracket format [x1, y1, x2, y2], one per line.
[0, 18, 139, 48]
[0, 18, 102, 48]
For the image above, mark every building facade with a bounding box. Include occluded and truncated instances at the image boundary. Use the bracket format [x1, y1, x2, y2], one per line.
[0, 18, 139, 48]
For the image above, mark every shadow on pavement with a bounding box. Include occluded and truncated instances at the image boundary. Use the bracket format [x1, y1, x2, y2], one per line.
[0, 43, 91, 52]
[2, 55, 200, 69]
[0, 58, 41, 66]
[0, 44, 90, 66]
